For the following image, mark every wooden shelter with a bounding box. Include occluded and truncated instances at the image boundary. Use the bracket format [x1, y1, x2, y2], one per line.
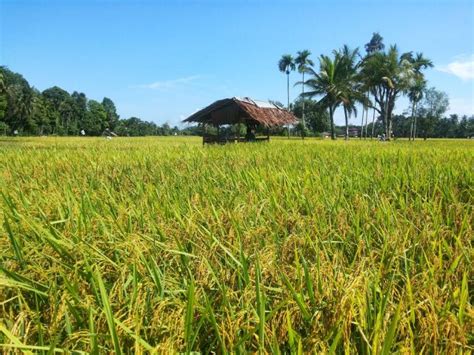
[182, 97, 298, 144]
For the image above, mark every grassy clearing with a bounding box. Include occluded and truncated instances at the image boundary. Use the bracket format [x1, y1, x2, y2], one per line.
[0, 136, 473, 353]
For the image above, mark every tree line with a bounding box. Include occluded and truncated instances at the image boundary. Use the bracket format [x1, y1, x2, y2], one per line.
[289, 95, 474, 139]
[279, 33, 474, 140]
[2, 34, 473, 140]
[0, 66, 184, 136]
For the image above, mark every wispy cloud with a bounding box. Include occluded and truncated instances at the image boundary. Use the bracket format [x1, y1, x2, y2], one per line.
[132, 75, 201, 90]
[437, 55, 474, 81]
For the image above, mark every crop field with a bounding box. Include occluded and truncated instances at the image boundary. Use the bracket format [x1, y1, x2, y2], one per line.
[0, 137, 472, 353]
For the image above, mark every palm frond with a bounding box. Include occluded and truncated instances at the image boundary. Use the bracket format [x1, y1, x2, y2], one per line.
[278, 54, 295, 73]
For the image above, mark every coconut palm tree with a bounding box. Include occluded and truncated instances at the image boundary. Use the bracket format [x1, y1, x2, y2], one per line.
[302, 52, 346, 140]
[410, 52, 433, 73]
[360, 45, 417, 140]
[365, 32, 385, 54]
[295, 50, 314, 137]
[278, 54, 296, 137]
[363, 33, 385, 139]
[337, 45, 366, 140]
[408, 77, 426, 140]
[406, 53, 432, 140]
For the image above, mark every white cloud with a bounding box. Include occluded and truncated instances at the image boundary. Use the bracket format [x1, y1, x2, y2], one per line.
[437, 55, 474, 81]
[132, 75, 201, 90]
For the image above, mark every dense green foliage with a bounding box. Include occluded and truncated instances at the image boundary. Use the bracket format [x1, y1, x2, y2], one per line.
[2, 39, 472, 140]
[284, 33, 474, 140]
[292, 98, 330, 133]
[0, 66, 179, 136]
[291, 98, 474, 139]
[0, 137, 472, 353]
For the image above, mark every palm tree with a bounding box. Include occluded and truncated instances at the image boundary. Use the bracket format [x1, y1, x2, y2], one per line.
[408, 77, 426, 140]
[360, 45, 417, 140]
[365, 32, 385, 54]
[295, 50, 314, 138]
[370, 104, 377, 138]
[407, 53, 432, 140]
[410, 52, 433, 73]
[358, 65, 372, 140]
[363, 33, 385, 139]
[278, 54, 296, 137]
[302, 53, 345, 140]
[337, 45, 365, 140]
[278, 54, 296, 109]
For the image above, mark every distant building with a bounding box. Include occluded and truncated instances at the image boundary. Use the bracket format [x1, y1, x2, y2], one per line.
[348, 127, 359, 137]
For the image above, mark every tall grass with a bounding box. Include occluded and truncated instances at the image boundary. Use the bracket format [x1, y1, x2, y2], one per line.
[0, 137, 472, 353]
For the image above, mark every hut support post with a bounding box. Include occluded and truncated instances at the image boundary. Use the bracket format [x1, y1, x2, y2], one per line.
[237, 121, 241, 142]
[202, 123, 206, 145]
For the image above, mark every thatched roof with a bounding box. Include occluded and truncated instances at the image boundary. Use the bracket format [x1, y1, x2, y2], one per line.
[182, 97, 298, 127]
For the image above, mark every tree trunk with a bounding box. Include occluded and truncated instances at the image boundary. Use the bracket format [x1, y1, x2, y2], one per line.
[364, 93, 370, 139]
[384, 97, 390, 141]
[385, 91, 397, 141]
[361, 92, 369, 140]
[371, 108, 376, 139]
[301, 71, 305, 140]
[344, 106, 349, 140]
[388, 115, 392, 141]
[364, 106, 369, 139]
[287, 72, 290, 139]
[329, 106, 335, 140]
[413, 102, 418, 140]
[409, 101, 415, 141]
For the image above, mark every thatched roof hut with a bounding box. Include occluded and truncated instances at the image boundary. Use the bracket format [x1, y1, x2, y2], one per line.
[183, 97, 298, 127]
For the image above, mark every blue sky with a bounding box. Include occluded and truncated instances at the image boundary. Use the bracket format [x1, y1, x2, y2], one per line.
[1, 0, 473, 126]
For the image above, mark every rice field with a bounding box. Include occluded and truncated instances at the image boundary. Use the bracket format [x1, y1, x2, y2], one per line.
[0, 136, 472, 353]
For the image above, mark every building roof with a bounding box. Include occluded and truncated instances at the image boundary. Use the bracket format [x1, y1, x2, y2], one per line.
[182, 97, 298, 127]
